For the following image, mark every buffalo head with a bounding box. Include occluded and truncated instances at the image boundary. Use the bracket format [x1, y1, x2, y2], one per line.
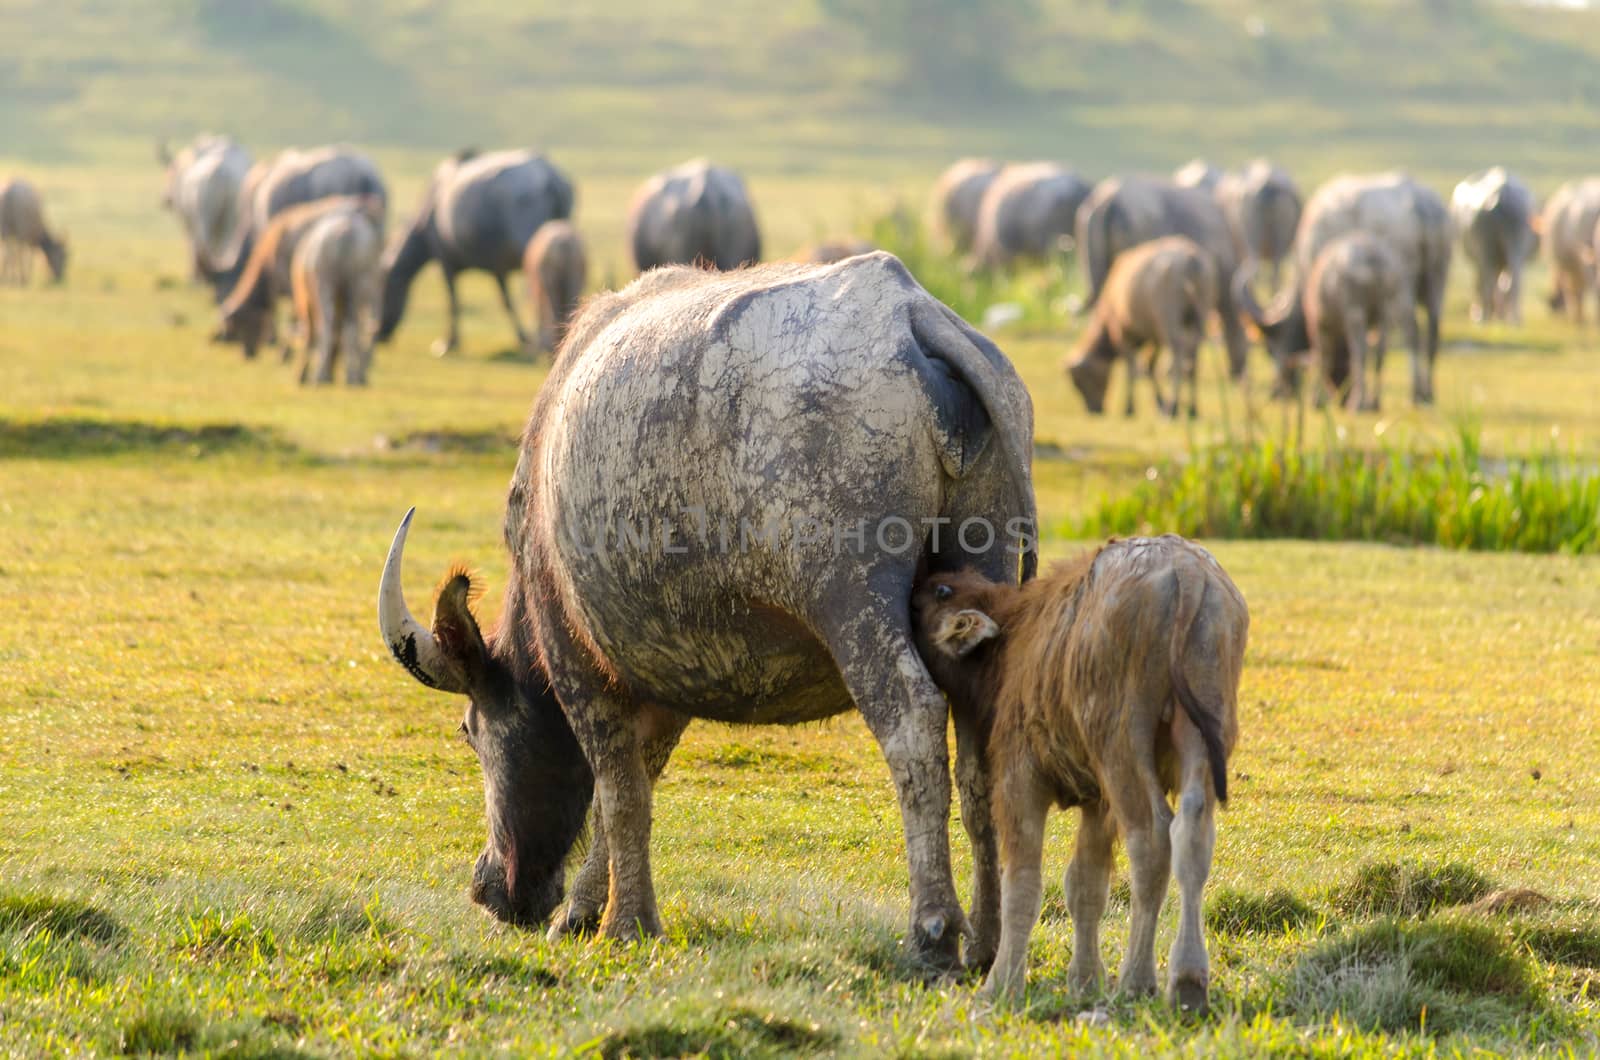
[377, 508, 592, 927]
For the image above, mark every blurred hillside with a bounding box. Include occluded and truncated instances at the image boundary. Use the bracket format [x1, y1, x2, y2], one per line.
[4, 0, 1600, 186]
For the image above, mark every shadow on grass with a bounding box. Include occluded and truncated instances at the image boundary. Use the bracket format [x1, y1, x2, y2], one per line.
[116, 1005, 312, 1058]
[377, 428, 519, 455]
[0, 892, 124, 943]
[594, 1004, 837, 1060]
[0, 417, 299, 461]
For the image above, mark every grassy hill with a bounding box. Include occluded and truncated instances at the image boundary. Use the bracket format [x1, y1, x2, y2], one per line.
[5, 0, 1600, 186]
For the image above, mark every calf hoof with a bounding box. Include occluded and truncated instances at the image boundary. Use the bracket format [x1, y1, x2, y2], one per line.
[598, 910, 662, 942]
[1170, 976, 1210, 1016]
[962, 934, 997, 978]
[545, 901, 602, 941]
[430, 337, 457, 358]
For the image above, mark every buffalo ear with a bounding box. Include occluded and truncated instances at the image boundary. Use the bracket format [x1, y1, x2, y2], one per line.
[933, 608, 1000, 658]
[431, 566, 490, 690]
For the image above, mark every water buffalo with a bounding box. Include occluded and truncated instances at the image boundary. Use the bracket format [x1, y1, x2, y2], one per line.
[0, 178, 67, 285]
[1076, 176, 1249, 378]
[522, 220, 587, 355]
[1538, 178, 1600, 324]
[1452, 168, 1537, 325]
[1172, 159, 1223, 195]
[1220, 160, 1302, 288]
[206, 145, 387, 303]
[626, 160, 760, 273]
[931, 158, 1003, 254]
[290, 209, 382, 386]
[160, 135, 252, 281]
[1238, 231, 1409, 411]
[911, 535, 1246, 1010]
[1066, 236, 1216, 419]
[971, 162, 1091, 269]
[377, 148, 574, 356]
[1259, 172, 1451, 404]
[378, 252, 1037, 971]
[216, 195, 385, 360]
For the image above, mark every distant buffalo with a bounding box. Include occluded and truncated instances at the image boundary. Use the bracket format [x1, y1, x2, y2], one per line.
[1077, 176, 1249, 377]
[0, 178, 67, 285]
[972, 162, 1090, 269]
[1452, 168, 1537, 325]
[523, 220, 587, 356]
[377, 148, 574, 355]
[206, 146, 386, 304]
[160, 135, 251, 282]
[627, 160, 760, 273]
[1219, 161, 1302, 288]
[1538, 178, 1600, 324]
[931, 158, 1003, 253]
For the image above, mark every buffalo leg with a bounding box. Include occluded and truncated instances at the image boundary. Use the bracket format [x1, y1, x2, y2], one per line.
[313, 282, 339, 384]
[1166, 711, 1217, 1014]
[1343, 310, 1371, 412]
[1218, 292, 1250, 382]
[548, 715, 687, 940]
[1110, 725, 1173, 998]
[493, 271, 530, 350]
[1064, 800, 1114, 994]
[981, 754, 1052, 999]
[1123, 344, 1140, 418]
[822, 605, 965, 972]
[1471, 264, 1493, 324]
[432, 267, 461, 357]
[953, 703, 1000, 974]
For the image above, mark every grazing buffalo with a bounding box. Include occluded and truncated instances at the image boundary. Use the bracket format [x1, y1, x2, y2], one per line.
[290, 209, 382, 386]
[522, 220, 588, 355]
[378, 252, 1036, 971]
[160, 135, 252, 281]
[971, 162, 1091, 269]
[931, 158, 1004, 254]
[206, 146, 386, 303]
[377, 149, 575, 355]
[1066, 236, 1216, 419]
[1537, 178, 1600, 324]
[1452, 168, 1537, 325]
[0, 178, 67, 285]
[911, 535, 1247, 1010]
[1238, 231, 1408, 411]
[1261, 172, 1451, 404]
[1077, 176, 1249, 378]
[1172, 159, 1223, 195]
[216, 195, 385, 360]
[1219, 160, 1302, 288]
[626, 160, 760, 273]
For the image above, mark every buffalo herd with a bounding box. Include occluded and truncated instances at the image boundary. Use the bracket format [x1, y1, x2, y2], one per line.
[3, 141, 1591, 1010]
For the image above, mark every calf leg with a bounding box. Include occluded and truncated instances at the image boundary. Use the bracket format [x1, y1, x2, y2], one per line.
[548, 717, 687, 940]
[1166, 711, 1218, 1014]
[821, 604, 965, 972]
[1343, 310, 1371, 412]
[433, 267, 461, 356]
[981, 755, 1052, 999]
[1122, 344, 1140, 418]
[1111, 737, 1173, 998]
[953, 705, 1000, 973]
[1065, 800, 1114, 993]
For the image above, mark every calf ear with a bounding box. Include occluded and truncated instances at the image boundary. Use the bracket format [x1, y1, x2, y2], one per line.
[432, 566, 490, 690]
[933, 608, 1000, 658]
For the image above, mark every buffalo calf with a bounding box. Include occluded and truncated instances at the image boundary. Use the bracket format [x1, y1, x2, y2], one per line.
[913, 535, 1247, 1010]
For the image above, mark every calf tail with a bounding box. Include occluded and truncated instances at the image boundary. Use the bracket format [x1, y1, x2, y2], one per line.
[1169, 570, 1230, 804]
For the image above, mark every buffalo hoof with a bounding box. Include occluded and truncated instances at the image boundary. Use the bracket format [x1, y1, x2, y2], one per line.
[431, 337, 457, 358]
[910, 909, 964, 977]
[1170, 976, 1210, 1017]
[545, 901, 602, 941]
[598, 910, 662, 942]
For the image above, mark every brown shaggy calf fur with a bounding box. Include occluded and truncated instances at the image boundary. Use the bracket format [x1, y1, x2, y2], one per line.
[522, 220, 588, 355]
[912, 535, 1247, 1010]
[1065, 236, 1216, 419]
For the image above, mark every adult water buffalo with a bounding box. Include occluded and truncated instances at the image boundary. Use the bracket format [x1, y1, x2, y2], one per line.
[160, 135, 252, 281]
[932, 158, 1003, 254]
[1077, 176, 1249, 377]
[1219, 160, 1302, 288]
[1452, 168, 1537, 325]
[206, 145, 387, 303]
[971, 162, 1091, 269]
[1538, 178, 1600, 324]
[626, 160, 760, 273]
[377, 149, 575, 355]
[1172, 159, 1223, 195]
[0, 178, 67, 285]
[1249, 172, 1451, 404]
[378, 252, 1037, 971]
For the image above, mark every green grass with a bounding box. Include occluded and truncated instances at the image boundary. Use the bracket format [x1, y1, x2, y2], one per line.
[1084, 420, 1600, 553]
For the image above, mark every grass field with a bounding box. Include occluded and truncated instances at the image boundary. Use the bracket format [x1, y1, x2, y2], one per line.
[3, 1, 1600, 1055]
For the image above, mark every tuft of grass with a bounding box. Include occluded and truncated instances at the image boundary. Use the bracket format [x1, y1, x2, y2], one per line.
[593, 1004, 838, 1060]
[117, 1007, 201, 1055]
[1286, 916, 1546, 1035]
[1508, 913, 1600, 970]
[1084, 422, 1600, 554]
[1207, 887, 1319, 936]
[175, 909, 279, 963]
[0, 892, 124, 943]
[1331, 861, 1495, 919]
